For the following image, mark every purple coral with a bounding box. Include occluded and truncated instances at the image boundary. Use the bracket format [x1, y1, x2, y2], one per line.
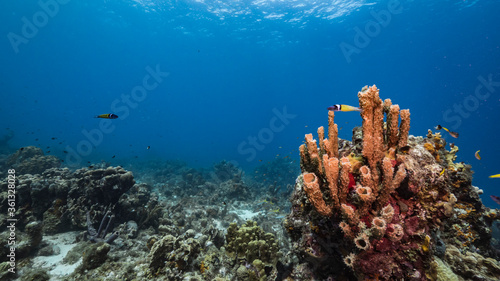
[86, 210, 119, 244]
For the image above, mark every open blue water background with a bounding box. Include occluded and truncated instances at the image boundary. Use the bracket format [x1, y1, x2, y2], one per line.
[0, 0, 499, 205]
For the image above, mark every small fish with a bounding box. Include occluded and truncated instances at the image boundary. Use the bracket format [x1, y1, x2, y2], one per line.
[111, 155, 116, 158]
[489, 174, 500, 178]
[88, 165, 94, 168]
[439, 168, 445, 176]
[63, 150, 68, 154]
[46, 151, 50, 153]
[327, 104, 362, 112]
[35, 138, 39, 141]
[51, 137, 57, 140]
[20, 147, 24, 151]
[256, 200, 267, 206]
[491, 195, 500, 205]
[95, 113, 118, 119]
[147, 146, 150, 150]
[435, 125, 459, 138]
[475, 150, 481, 160]
[399, 145, 411, 154]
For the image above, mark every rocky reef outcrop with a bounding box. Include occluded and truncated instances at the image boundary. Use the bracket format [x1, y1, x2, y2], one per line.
[285, 85, 500, 280]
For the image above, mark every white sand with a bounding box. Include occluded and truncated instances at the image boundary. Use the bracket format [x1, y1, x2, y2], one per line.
[30, 231, 81, 280]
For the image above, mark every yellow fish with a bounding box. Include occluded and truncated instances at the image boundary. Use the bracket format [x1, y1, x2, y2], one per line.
[435, 125, 458, 138]
[489, 174, 500, 178]
[475, 150, 481, 160]
[327, 104, 362, 112]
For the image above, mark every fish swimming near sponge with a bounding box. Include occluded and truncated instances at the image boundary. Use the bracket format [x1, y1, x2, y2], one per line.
[435, 125, 459, 138]
[491, 195, 500, 205]
[327, 104, 362, 112]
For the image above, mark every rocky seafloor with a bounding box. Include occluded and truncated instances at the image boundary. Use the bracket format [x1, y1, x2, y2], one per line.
[0, 146, 299, 281]
[1, 89, 500, 280]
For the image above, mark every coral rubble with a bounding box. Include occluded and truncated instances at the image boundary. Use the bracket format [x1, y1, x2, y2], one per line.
[286, 85, 500, 280]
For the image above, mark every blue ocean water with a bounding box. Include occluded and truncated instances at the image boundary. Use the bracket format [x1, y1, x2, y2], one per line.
[0, 0, 499, 205]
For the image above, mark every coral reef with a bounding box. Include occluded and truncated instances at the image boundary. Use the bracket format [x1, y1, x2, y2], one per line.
[0, 165, 135, 234]
[0, 147, 294, 281]
[286, 85, 500, 280]
[226, 220, 280, 264]
[86, 211, 119, 244]
[77, 242, 110, 272]
[225, 220, 280, 281]
[2, 146, 60, 177]
[147, 230, 202, 279]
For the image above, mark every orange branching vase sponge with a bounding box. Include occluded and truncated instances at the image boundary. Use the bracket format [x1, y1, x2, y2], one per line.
[286, 85, 499, 280]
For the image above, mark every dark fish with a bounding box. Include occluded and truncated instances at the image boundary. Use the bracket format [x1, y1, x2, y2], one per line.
[399, 145, 411, 154]
[491, 195, 500, 205]
[147, 146, 150, 150]
[51, 137, 57, 140]
[46, 151, 50, 153]
[89, 165, 94, 168]
[63, 150, 68, 154]
[111, 155, 116, 158]
[35, 138, 39, 141]
[20, 147, 24, 151]
[95, 113, 118, 119]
